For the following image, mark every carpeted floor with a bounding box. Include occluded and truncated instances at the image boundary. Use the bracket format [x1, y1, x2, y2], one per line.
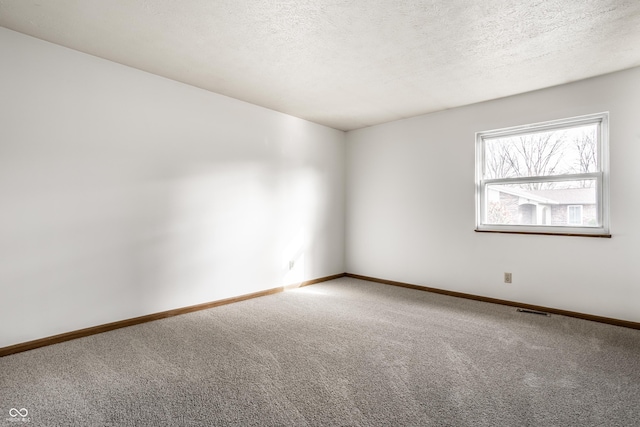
[1, 277, 639, 426]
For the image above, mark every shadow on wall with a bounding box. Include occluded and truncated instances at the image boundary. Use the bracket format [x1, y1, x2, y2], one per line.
[0, 157, 325, 347]
[131, 160, 323, 312]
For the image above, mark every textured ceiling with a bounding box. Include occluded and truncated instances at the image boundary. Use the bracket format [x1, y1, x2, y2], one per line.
[1, 1, 640, 131]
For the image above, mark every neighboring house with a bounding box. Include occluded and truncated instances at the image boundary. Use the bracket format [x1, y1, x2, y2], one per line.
[487, 187, 597, 226]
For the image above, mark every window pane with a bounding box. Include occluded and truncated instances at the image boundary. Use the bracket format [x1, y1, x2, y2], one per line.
[484, 124, 598, 179]
[485, 180, 597, 227]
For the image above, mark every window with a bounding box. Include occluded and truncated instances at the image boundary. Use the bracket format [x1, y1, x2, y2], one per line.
[475, 113, 609, 236]
[567, 205, 583, 226]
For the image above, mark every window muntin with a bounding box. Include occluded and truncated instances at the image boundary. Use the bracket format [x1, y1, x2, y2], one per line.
[476, 113, 609, 236]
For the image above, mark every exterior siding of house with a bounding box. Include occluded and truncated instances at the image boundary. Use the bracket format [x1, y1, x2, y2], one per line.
[487, 192, 520, 224]
[550, 204, 597, 226]
[488, 190, 597, 226]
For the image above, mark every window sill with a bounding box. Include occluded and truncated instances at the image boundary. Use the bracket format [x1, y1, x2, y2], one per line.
[475, 229, 611, 238]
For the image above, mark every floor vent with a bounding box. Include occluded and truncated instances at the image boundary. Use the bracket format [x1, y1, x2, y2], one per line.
[517, 308, 550, 316]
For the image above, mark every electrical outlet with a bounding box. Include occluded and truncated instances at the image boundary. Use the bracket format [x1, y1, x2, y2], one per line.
[504, 272, 512, 284]
[289, 260, 295, 270]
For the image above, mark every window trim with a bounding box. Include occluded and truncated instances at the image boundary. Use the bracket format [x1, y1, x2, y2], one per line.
[475, 112, 610, 237]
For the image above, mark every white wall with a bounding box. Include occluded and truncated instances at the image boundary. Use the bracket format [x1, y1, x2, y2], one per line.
[0, 28, 345, 348]
[346, 66, 640, 323]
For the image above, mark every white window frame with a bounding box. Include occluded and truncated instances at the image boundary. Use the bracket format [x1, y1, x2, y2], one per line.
[475, 112, 610, 237]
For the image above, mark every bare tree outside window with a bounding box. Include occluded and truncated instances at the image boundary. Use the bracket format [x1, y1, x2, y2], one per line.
[572, 129, 598, 187]
[484, 125, 598, 190]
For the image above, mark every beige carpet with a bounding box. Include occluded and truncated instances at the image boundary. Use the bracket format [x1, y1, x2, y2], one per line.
[1, 277, 639, 426]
